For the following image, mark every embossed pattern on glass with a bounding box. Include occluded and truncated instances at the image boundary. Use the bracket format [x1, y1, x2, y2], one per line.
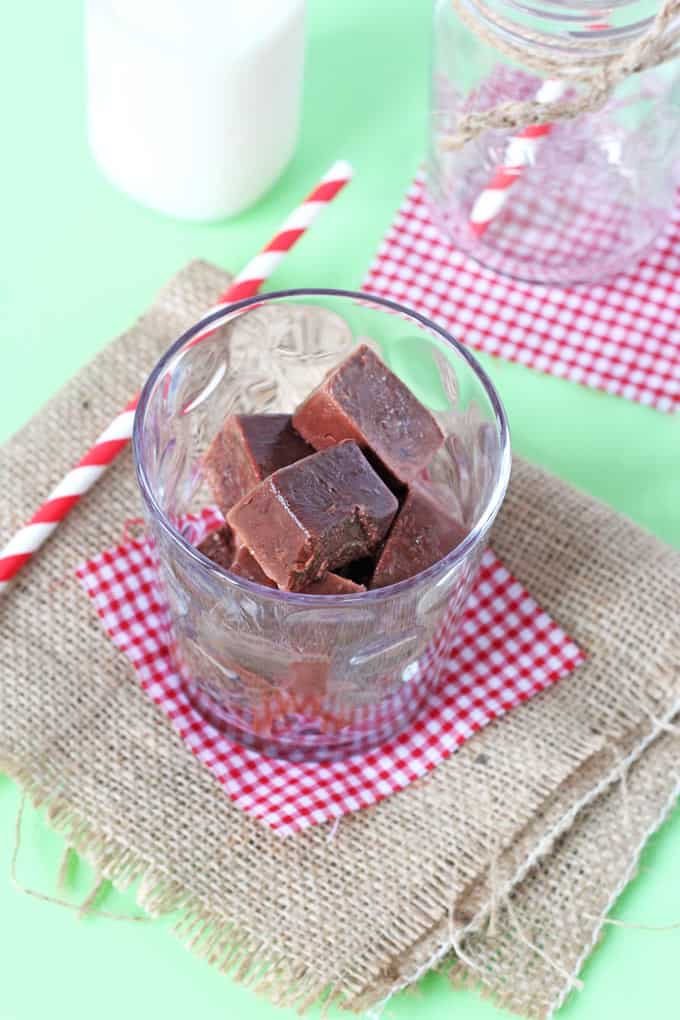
[133, 290, 511, 760]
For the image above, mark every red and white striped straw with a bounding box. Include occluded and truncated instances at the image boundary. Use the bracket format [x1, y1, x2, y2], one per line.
[0, 159, 353, 597]
[468, 20, 609, 238]
[468, 78, 566, 237]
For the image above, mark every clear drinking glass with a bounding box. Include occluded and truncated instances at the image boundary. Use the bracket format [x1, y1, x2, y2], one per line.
[429, 0, 680, 285]
[133, 290, 510, 761]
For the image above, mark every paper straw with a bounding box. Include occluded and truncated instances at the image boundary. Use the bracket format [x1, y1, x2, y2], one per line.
[467, 16, 611, 239]
[468, 78, 566, 237]
[0, 160, 354, 596]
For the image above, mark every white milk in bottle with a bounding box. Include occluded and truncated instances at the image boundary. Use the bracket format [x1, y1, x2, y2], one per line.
[86, 0, 306, 220]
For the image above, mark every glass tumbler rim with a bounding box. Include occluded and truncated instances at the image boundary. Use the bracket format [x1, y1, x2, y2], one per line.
[132, 287, 512, 604]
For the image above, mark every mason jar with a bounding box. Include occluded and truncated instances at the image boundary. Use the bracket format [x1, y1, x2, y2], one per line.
[428, 0, 680, 285]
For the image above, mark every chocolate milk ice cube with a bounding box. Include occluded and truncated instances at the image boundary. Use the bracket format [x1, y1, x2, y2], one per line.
[230, 544, 366, 594]
[371, 484, 467, 589]
[229, 545, 278, 588]
[199, 527, 366, 594]
[203, 413, 313, 514]
[304, 573, 365, 595]
[196, 526, 234, 569]
[227, 441, 398, 591]
[292, 344, 444, 487]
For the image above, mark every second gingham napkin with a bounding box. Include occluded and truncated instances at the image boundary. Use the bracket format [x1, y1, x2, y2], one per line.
[76, 510, 583, 835]
[364, 171, 680, 412]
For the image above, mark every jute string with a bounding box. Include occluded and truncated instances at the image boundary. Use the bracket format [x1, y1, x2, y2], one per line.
[443, 0, 680, 147]
[11, 793, 148, 923]
[588, 914, 680, 931]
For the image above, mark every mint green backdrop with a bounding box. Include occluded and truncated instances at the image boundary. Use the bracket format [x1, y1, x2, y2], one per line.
[1, 2, 678, 1018]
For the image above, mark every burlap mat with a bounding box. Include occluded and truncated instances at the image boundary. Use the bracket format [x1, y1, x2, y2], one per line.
[1, 260, 679, 1016]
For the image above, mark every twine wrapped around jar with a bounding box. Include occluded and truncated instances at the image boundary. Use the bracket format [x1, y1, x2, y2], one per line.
[443, 0, 680, 148]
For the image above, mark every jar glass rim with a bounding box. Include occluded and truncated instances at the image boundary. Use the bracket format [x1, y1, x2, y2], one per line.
[133, 287, 512, 605]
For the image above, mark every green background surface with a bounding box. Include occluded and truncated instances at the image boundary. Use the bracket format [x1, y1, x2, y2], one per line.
[1, 2, 679, 1019]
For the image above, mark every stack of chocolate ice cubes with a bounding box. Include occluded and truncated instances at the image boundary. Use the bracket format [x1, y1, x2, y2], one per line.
[197, 344, 466, 593]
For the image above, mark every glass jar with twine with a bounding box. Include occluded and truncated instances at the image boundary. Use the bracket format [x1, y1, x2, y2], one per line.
[428, 0, 680, 284]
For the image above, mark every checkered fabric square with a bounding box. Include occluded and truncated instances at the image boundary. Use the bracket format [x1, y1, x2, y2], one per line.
[76, 512, 583, 835]
[363, 171, 680, 412]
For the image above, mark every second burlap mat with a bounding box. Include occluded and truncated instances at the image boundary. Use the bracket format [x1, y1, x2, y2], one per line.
[1, 261, 679, 1016]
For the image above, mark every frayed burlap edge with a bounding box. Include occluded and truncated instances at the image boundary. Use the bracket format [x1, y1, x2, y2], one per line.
[3, 697, 679, 1018]
[353, 697, 680, 1016]
[447, 719, 680, 1020]
[0, 754, 346, 1013]
[546, 748, 680, 1019]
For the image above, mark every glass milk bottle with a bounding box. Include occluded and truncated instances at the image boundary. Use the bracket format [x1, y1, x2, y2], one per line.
[428, 0, 680, 285]
[86, 0, 306, 221]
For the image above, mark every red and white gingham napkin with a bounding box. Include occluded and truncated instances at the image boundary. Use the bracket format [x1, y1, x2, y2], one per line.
[363, 171, 680, 412]
[76, 511, 583, 835]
